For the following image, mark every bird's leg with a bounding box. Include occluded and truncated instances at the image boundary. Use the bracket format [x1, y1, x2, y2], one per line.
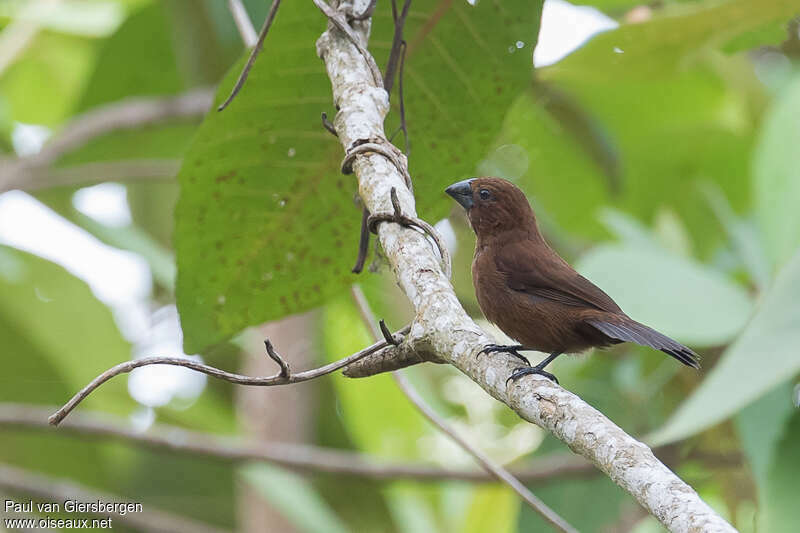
[507, 352, 563, 385]
[478, 344, 531, 366]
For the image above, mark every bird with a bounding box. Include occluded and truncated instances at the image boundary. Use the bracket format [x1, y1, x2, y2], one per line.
[445, 177, 699, 384]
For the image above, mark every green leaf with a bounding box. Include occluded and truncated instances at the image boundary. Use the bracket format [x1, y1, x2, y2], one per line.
[518, 476, 628, 532]
[462, 487, 518, 533]
[650, 249, 800, 445]
[722, 18, 789, 54]
[75, 3, 184, 112]
[575, 245, 752, 346]
[0, 245, 133, 414]
[0, 31, 95, 126]
[385, 485, 440, 533]
[545, 0, 799, 83]
[531, 0, 800, 253]
[735, 382, 794, 496]
[701, 182, 771, 291]
[241, 464, 349, 533]
[175, 0, 542, 351]
[760, 412, 800, 532]
[599, 208, 659, 249]
[753, 75, 800, 271]
[503, 93, 611, 240]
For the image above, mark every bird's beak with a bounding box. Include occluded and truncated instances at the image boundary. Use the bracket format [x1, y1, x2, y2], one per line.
[445, 179, 474, 210]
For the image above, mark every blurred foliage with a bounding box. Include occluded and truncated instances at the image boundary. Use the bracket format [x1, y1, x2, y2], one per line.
[1, 0, 799, 532]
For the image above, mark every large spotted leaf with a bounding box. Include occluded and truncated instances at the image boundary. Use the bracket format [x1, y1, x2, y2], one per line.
[175, 1, 542, 351]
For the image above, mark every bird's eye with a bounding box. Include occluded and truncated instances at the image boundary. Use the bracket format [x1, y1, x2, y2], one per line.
[479, 189, 491, 200]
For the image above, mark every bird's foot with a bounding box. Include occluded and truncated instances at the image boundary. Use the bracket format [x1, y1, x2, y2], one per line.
[506, 366, 559, 385]
[478, 344, 530, 366]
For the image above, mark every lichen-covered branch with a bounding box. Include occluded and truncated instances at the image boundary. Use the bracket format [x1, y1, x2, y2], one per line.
[315, 3, 736, 532]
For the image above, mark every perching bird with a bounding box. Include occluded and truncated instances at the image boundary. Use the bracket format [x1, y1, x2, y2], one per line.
[445, 177, 699, 384]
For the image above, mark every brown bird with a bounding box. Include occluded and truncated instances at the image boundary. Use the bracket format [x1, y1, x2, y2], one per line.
[445, 177, 699, 384]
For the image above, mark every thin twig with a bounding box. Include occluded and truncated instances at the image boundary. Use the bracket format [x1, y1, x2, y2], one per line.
[0, 463, 230, 533]
[384, 0, 412, 96]
[50, 328, 408, 426]
[321, 112, 338, 136]
[386, 2, 411, 152]
[227, 0, 258, 47]
[393, 373, 577, 533]
[0, 404, 600, 484]
[395, 40, 410, 153]
[218, 0, 283, 111]
[349, 286, 577, 533]
[341, 141, 411, 189]
[264, 339, 291, 378]
[0, 89, 212, 192]
[1, 159, 180, 193]
[352, 207, 371, 273]
[365, 187, 452, 279]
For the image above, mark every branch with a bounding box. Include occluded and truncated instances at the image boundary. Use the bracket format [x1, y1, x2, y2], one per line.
[350, 286, 575, 531]
[3, 159, 180, 193]
[227, 0, 258, 47]
[0, 404, 598, 484]
[0, 463, 230, 533]
[217, 0, 283, 111]
[49, 328, 408, 426]
[314, 4, 736, 532]
[0, 89, 212, 192]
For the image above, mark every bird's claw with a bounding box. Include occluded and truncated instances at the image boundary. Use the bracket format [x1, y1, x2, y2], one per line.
[478, 344, 504, 356]
[478, 344, 530, 366]
[506, 366, 559, 385]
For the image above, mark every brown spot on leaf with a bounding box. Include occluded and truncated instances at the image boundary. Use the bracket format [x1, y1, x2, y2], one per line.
[216, 170, 237, 183]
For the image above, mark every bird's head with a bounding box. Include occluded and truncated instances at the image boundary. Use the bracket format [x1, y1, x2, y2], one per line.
[445, 177, 536, 238]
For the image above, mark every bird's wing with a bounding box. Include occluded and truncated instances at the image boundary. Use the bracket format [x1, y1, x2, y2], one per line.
[495, 239, 622, 313]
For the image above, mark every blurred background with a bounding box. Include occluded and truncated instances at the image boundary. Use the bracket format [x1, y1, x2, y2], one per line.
[0, 0, 798, 531]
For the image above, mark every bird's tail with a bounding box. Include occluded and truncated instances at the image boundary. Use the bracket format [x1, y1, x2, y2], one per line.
[586, 318, 700, 369]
